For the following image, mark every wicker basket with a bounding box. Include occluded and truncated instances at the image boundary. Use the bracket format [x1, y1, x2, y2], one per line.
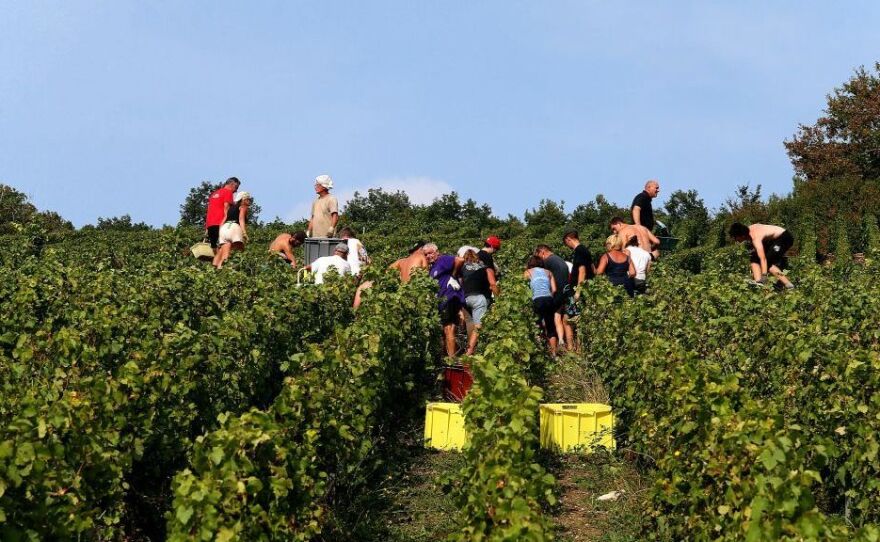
[190, 241, 214, 261]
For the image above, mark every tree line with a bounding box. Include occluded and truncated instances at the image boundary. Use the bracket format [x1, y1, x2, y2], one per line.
[4, 62, 880, 258]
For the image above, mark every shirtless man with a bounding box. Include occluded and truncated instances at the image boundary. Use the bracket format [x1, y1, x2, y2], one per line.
[268, 231, 306, 267]
[389, 240, 428, 282]
[609, 217, 660, 259]
[729, 223, 795, 289]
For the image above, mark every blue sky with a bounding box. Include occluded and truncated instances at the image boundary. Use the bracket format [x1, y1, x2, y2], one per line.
[2, 1, 879, 227]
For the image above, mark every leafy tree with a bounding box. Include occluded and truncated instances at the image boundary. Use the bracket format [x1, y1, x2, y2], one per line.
[459, 197, 495, 232]
[785, 62, 880, 182]
[246, 200, 263, 226]
[724, 183, 762, 212]
[721, 183, 769, 224]
[340, 188, 497, 237]
[791, 175, 880, 251]
[863, 214, 880, 256]
[780, 64, 880, 248]
[0, 183, 73, 235]
[95, 215, 151, 231]
[31, 211, 74, 236]
[524, 199, 567, 237]
[423, 192, 464, 222]
[796, 212, 818, 265]
[0, 183, 36, 226]
[834, 216, 851, 268]
[343, 188, 413, 227]
[663, 189, 708, 226]
[663, 189, 710, 248]
[179, 181, 218, 227]
[493, 213, 526, 240]
[569, 194, 627, 230]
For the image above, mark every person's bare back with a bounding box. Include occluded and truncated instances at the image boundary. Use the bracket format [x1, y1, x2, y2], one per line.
[748, 223, 786, 243]
[615, 224, 659, 254]
[269, 233, 292, 253]
[268, 231, 305, 266]
[390, 251, 428, 282]
[729, 222, 794, 289]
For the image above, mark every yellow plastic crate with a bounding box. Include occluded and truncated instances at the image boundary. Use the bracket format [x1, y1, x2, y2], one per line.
[424, 402, 467, 451]
[540, 403, 615, 453]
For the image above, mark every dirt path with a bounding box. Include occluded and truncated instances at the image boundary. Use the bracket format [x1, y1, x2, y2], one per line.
[541, 353, 651, 542]
[548, 452, 651, 542]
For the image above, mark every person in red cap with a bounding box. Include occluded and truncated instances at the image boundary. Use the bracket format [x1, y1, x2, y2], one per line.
[477, 236, 501, 300]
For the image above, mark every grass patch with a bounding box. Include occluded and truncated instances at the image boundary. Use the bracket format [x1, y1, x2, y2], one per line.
[344, 445, 464, 542]
[376, 449, 465, 541]
[326, 415, 464, 542]
[544, 352, 610, 404]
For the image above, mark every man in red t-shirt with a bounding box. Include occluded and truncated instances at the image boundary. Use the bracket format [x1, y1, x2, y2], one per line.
[205, 177, 240, 249]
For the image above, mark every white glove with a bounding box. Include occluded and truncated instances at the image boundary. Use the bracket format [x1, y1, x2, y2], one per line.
[447, 277, 461, 291]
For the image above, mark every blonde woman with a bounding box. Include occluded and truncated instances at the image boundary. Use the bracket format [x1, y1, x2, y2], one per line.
[213, 191, 251, 269]
[595, 234, 636, 297]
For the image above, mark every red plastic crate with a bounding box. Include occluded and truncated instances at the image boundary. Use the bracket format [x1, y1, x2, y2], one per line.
[443, 365, 473, 402]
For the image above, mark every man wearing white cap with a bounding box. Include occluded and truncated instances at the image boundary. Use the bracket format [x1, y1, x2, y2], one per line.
[307, 174, 339, 238]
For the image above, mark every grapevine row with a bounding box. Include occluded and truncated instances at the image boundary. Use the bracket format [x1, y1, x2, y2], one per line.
[447, 279, 555, 541]
[579, 259, 880, 540]
[0, 250, 354, 539]
[166, 272, 440, 540]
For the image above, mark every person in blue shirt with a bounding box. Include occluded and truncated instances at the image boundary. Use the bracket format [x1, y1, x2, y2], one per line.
[524, 255, 558, 356]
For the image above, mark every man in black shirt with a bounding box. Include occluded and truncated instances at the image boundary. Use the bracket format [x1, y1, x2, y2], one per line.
[631, 179, 660, 231]
[535, 244, 574, 351]
[562, 230, 594, 353]
[563, 230, 595, 289]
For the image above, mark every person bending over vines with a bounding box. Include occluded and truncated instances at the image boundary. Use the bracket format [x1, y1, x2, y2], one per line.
[268, 230, 306, 267]
[729, 222, 795, 290]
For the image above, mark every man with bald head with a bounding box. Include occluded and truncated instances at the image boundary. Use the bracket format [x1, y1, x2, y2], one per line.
[631, 179, 660, 231]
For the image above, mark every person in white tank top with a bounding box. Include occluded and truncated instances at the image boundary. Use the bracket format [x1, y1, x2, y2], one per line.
[339, 227, 370, 276]
[625, 237, 652, 280]
[625, 236, 652, 294]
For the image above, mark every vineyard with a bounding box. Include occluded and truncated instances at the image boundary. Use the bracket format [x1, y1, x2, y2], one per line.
[1, 223, 880, 541]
